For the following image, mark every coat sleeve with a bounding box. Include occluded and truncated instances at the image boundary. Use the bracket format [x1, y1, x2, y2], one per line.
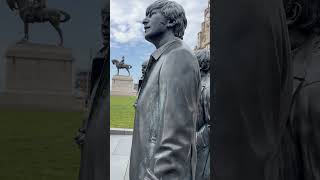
[148, 49, 200, 180]
[196, 85, 210, 149]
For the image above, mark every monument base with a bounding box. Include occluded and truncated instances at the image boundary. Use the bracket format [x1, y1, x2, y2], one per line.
[0, 91, 85, 111]
[111, 75, 137, 96]
[0, 42, 84, 111]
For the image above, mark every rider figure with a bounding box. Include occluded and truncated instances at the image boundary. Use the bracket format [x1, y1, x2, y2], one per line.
[119, 56, 125, 67]
[28, 0, 46, 22]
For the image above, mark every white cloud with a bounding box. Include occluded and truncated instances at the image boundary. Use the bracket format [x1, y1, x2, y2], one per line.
[110, 0, 208, 48]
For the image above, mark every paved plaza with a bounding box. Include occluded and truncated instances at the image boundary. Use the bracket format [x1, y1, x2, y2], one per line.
[110, 134, 132, 180]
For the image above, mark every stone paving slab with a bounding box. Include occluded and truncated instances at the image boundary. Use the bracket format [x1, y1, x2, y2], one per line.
[110, 134, 132, 180]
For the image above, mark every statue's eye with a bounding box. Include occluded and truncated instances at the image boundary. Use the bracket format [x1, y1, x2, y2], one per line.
[148, 11, 157, 17]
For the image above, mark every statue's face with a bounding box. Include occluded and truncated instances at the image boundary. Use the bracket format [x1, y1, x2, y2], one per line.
[199, 59, 210, 72]
[142, 9, 168, 42]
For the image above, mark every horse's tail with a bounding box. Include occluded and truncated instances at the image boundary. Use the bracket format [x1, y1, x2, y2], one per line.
[59, 10, 71, 22]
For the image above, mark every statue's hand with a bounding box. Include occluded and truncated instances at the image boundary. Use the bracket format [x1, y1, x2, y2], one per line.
[74, 128, 86, 147]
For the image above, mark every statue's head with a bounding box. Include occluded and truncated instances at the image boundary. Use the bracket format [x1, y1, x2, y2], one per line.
[141, 60, 149, 75]
[284, 0, 320, 34]
[101, 4, 109, 47]
[194, 49, 210, 73]
[142, 0, 187, 42]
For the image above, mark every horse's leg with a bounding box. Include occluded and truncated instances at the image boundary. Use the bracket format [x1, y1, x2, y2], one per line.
[23, 22, 29, 41]
[49, 19, 63, 46]
[117, 68, 119, 75]
[126, 68, 130, 76]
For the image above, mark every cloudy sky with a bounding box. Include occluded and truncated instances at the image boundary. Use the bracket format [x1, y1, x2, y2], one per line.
[110, 0, 208, 84]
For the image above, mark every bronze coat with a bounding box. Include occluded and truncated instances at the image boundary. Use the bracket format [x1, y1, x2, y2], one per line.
[78, 51, 109, 180]
[213, 0, 293, 179]
[290, 37, 320, 180]
[195, 73, 210, 180]
[130, 39, 201, 180]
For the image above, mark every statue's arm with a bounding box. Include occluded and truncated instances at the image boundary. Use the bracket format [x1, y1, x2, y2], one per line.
[196, 86, 210, 149]
[147, 50, 200, 179]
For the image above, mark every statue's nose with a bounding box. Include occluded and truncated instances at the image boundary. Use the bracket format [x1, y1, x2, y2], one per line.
[142, 18, 149, 25]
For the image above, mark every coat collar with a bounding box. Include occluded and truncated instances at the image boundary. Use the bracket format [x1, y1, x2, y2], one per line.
[151, 38, 181, 61]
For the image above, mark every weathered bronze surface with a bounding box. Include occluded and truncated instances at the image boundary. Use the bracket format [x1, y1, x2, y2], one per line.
[129, 1, 200, 179]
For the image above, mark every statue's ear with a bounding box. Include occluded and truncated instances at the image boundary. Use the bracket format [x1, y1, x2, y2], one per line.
[286, 2, 302, 26]
[167, 19, 177, 28]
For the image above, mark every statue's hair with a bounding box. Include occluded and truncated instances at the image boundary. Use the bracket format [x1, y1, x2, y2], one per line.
[194, 49, 210, 71]
[146, 0, 187, 39]
[285, 0, 320, 33]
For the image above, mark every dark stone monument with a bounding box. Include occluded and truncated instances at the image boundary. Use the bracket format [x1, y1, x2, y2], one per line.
[129, 0, 200, 179]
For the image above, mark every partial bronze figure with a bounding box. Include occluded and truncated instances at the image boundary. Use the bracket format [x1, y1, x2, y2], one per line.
[6, 0, 71, 46]
[195, 49, 210, 180]
[75, 3, 109, 180]
[284, 0, 320, 179]
[138, 60, 149, 91]
[213, 0, 292, 179]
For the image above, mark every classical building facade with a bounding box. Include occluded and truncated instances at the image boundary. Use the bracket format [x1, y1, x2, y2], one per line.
[195, 0, 210, 50]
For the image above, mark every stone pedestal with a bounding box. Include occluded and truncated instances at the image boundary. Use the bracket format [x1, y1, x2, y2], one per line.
[111, 75, 137, 96]
[0, 42, 84, 111]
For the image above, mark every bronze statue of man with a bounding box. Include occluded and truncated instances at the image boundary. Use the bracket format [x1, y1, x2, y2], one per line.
[129, 0, 200, 179]
[194, 49, 210, 180]
[138, 60, 149, 92]
[213, 0, 293, 179]
[284, 0, 320, 179]
[31, 0, 46, 22]
[120, 56, 125, 66]
[75, 3, 109, 180]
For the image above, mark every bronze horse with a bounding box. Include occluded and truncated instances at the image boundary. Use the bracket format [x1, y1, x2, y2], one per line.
[111, 59, 132, 76]
[6, 0, 70, 46]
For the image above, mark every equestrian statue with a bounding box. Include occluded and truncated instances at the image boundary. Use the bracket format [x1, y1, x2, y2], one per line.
[111, 56, 132, 76]
[6, 0, 71, 46]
